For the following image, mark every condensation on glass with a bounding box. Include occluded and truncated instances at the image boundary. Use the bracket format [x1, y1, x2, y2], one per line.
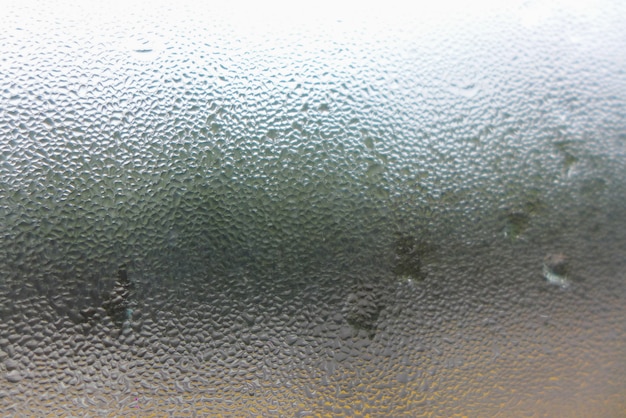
[1, 1, 625, 416]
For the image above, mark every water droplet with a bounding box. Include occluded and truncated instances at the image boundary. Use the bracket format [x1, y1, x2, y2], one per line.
[5, 370, 23, 383]
[543, 253, 571, 288]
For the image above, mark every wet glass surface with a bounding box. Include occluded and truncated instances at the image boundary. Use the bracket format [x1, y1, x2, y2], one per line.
[1, 1, 625, 416]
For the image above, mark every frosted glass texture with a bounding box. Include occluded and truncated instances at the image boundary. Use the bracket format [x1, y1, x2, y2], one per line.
[1, 1, 625, 416]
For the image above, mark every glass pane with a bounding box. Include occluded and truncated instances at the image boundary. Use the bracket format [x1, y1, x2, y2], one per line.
[1, 1, 625, 416]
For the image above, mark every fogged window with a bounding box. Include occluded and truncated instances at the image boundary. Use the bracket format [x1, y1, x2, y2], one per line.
[1, 1, 625, 416]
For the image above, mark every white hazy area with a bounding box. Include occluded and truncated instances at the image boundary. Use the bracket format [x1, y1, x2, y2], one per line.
[1, 0, 609, 40]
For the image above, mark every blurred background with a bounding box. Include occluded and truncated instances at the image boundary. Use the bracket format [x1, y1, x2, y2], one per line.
[1, 0, 625, 416]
